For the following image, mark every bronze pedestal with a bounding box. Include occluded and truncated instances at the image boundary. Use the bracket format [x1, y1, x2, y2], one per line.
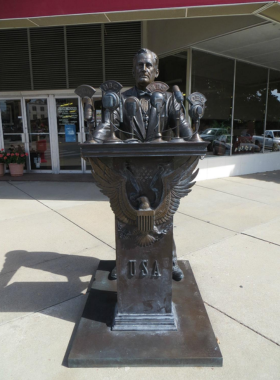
[67, 141, 222, 367]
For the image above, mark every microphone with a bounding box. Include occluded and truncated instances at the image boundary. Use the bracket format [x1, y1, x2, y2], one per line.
[171, 85, 186, 143]
[84, 98, 93, 122]
[102, 91, 120, 111]
[150, 92, 165, 112]
[124, 97, 140, 143]
[125, 97, 139, 118]
[172, 85, 184, 105]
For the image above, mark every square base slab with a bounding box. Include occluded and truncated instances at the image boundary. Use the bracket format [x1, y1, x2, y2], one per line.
[67, 260, 222, 367]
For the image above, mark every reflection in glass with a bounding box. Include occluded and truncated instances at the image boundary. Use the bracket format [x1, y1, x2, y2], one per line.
[26, 99, 51, 170]
[158, 52, 187, 94]
[1, 100, 27, 168]
[265, 70, 280, 152]
[192, 51, 234, 155]
[212, 135, 231, 156]
[234, 62, 267, 155]
[56, 98, 81, 170]
[84, 98, 102, 170]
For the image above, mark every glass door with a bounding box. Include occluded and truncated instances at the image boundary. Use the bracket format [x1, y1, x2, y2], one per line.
[25, 98, 52, 170]
[0, 99, 27, 168]
[55, 98, 82, 171]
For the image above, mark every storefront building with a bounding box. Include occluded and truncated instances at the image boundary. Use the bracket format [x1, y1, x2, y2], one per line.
[1, 1, 280, 178]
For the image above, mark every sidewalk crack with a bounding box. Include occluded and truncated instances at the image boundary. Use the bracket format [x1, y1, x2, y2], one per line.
[7, 182, 115, 251]
[205, 301, 280, 347]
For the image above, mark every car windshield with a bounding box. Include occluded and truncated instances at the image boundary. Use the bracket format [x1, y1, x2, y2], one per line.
[273, 131, 280, 138]
[202, 129, 218, 135]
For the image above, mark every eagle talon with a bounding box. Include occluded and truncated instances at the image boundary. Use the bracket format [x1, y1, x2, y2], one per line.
[172, 259, 184, 281]
[110, 266, 117, 280]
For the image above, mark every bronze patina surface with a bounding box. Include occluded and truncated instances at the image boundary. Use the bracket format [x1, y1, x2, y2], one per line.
[67, 260, 222, 367]
[68, 47, 220, 367]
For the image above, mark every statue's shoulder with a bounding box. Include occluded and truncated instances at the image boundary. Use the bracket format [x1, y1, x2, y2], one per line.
[121, 87, 137, 99]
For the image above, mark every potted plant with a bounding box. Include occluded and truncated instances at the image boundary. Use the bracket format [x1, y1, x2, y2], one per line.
[0, 149, 8, 177]
[6, 146, 28, 177]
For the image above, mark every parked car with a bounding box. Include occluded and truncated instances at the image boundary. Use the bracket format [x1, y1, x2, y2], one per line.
[200, 128, 229, 151]
[253, 130, 280, 151]
[213, 135, 261, 155]
[212, 135, 231, 155]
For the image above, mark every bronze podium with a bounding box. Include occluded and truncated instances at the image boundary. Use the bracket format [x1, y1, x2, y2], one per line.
[67, 141, 223, 367]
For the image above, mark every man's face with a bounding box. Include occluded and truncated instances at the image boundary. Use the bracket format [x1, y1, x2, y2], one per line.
[133, 53, 159, 89]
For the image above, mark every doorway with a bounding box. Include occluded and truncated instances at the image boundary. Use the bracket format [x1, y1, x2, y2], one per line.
[0, 94, 88, 173]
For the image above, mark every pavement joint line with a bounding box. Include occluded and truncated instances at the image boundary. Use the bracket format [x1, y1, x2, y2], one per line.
[220, 177, 280, 190]
[204, 301, 280, 348]
[240, 232, 280, 248]
[196, 183, 280, 207]
[177, 211, 238, 233]
[177, 233, 238, 259]
[178, 211, 280, 248]
[7, 181, 116, 251]
[0, 293, 85, 328]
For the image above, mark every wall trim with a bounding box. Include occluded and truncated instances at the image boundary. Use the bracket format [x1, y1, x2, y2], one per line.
[197, 152, 280, 181]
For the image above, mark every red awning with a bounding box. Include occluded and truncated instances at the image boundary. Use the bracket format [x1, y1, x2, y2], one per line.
[0, 0, 273, 20]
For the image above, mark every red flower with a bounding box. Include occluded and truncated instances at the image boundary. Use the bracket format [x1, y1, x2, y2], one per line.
[4, 157, 7, 160]
[1, 149, 4, 151]
[15, 153, 19, 156]
[20, 154, 24, 157]
[11, 153, 15, 156]
[7, 153, 10, 156]
[0, 154, 3, 158]
[25, 153, 28, 156]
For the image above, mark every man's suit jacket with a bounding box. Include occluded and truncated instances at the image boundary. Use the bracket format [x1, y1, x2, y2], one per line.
[92, 86, 193, 142]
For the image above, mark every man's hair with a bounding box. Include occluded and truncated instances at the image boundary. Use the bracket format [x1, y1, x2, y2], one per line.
[133, 48, 159, 69]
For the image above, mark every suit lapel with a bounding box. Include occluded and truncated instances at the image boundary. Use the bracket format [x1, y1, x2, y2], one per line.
[123, 87, 146, 141]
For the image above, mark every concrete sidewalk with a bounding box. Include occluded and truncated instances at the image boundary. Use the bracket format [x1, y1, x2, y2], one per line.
[0, 171, 280, 379]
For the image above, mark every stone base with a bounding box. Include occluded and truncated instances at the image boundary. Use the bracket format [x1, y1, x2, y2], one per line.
[112, 304, 177, 331]
[67, 260, 223, 367]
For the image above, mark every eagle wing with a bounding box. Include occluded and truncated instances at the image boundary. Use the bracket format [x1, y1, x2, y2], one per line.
[155, 157, 199, 225]
[89, 158, 137, 225]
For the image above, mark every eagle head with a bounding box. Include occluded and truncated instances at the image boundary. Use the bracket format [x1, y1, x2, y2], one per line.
[137, 196, 151, 211]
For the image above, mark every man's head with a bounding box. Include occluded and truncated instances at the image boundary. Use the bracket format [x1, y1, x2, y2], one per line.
[133, 48, 159, 90]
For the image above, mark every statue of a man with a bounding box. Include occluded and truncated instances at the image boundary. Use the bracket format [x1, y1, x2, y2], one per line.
[93, 48, 198, 280]
[92, 48, 199, 144]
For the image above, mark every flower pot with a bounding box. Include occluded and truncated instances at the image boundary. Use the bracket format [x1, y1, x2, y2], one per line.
[9, 163, 24, 177]
[0, 163, 4, 177]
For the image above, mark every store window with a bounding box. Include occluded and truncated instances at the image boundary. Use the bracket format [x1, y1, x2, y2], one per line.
[233, 62, 267, 155]
[158, 52, 187, 94]
[25, 99, 52, 170]
[56, 98, 81, 170]
[192, 50, 234, 155]
[0, 99, 26, 167]
[265, 70, 280, 152]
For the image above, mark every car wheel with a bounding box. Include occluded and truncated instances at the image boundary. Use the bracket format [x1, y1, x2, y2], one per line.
[272, 143, 279, 152]
[212, 146, 217, 155]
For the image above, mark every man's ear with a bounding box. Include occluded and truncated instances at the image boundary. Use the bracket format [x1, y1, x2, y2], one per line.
[155, 69, 159, 78]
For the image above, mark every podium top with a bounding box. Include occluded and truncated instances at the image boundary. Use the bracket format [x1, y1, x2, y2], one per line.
[80, 141, 208, 158]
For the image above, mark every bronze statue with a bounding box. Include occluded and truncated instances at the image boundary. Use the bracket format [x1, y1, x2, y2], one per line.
[90, 48, 204, 281]
[68, 49, 222, 366]
[92, 48, 199, 144]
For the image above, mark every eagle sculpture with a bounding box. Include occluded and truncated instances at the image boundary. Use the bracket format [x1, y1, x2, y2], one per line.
[89, 156, 199, 247]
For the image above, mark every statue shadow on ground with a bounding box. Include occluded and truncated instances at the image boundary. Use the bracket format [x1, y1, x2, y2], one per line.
[0, 250, 116, 325]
